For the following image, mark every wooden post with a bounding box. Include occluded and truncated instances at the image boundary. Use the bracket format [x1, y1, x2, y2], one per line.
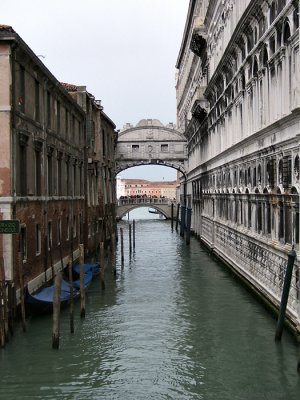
[297, 337, 300, 373]
[59, 241, 64, 272]
[79, 244, 85, 318]
[133, 219, 136, 253]
[171, 202, 174, 230]
[17, 252, 26, 333]
[120, 227, 124, 268]
[49, 240, 54, 280]
[129, 224, 132, 256]
[0, 261, 5, 347]
[275, 248, 296, 341]
[7, 281, 14, 336]
[0, 291, 4, 348]
[44, 235, 48, 283]
[111, 232, 117, 276]
[100, 242, 106, 290]
[52, 271, 62, 349]
[180, 204, 186, 237]
[68, 256, 74, 334]
[175, 204, 180, 232]
[186, 207, 192, 245]
[0, 259, 8, 342]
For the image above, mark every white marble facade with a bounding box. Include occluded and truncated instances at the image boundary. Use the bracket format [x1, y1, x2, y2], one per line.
[176, 0, 300, 330]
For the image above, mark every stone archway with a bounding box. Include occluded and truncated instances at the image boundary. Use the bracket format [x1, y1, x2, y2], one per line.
[115, 119, 187, 176]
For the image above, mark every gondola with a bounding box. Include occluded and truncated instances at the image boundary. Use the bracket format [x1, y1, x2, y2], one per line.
[26, 279, 79, 314]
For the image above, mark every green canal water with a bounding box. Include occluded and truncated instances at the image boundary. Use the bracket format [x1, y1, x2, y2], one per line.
[1, 208, 300, 399]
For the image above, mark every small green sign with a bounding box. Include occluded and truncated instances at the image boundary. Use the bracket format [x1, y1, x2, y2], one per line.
[0, 220, 20, 234]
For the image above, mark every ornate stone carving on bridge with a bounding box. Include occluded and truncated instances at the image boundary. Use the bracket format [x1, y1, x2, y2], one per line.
[115, 119, 188, 176]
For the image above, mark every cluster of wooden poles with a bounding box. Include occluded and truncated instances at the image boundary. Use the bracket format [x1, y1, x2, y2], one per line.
[119, 219, 136, 267]
[0, 236, 114, 350]
[52, 238, 116, 349]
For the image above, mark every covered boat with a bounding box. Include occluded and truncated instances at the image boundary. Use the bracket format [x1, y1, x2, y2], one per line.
[26, 280, 79, 314]
[73, 262, 100, 277]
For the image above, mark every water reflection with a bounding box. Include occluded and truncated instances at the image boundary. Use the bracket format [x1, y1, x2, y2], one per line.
[0, 214, 300, 399]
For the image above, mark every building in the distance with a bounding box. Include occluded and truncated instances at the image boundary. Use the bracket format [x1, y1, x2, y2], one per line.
[117, 178, 177, 199]
[176, 1, 300, 331]
[0, 25, 117, 296]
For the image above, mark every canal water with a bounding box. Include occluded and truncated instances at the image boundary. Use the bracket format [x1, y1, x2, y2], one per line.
[1, 208, 300, 399]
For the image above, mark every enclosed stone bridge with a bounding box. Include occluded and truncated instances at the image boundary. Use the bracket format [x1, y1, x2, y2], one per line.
[116, 197, 175, 220]
[115, 119, 187, 176]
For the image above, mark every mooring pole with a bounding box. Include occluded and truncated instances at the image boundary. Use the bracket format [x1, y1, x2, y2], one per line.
[67, 256, 74, 334]
[133, 219, 136, 252]
[185, 207, 192, 245]
[129, 224, 132, 256]
[0, 258, 8, 343]
[17, 252, 26, 333]
[79, 244, 85, 318]
[171, 202, 174, 230]
[180, 204, 186, 237]
[275, 248, 296, 341]
[120, 227, 124, 268]
[175, 203, 180, 232]
[99, 242, 105, 290]
[297, 337, 300, 373]
[52, 271, 62, 349]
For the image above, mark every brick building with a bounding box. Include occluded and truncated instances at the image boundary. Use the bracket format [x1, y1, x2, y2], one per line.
[0, 25, 117, 294]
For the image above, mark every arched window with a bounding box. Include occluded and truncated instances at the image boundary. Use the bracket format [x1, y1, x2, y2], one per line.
[247, 32, 253, 53]
[258, 164, 262, 184]
[253, 57, 259, 77]
[270, 1, 277, 24]
[294, 155, 300, 180]
[278, 159, 283, 184]
[283, 21, 291, 45]
[262, 47, 268, 67]
[254, 26, 258, 44]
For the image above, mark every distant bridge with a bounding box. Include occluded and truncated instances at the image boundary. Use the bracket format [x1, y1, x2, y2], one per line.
[116, 197, 176, 220]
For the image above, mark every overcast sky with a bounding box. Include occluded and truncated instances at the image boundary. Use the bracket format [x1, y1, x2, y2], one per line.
[2, 0, 189, 181]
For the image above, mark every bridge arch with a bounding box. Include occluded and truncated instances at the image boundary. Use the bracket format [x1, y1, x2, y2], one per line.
[115, 119, 187, 176]
[116, 197, 175, 220]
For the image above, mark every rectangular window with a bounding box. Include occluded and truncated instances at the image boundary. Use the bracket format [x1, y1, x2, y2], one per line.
[35, 79, 40, 121]
[102, 128, 106, 156]
[47, 153, 53, 196]
[57, 156, 62, 196]
[20, 226, 27, 261]
[35, 149, 42, 196]
[72, 115, 75, 138]
[66, 160, 70, 196]
[73, 163, 77, 196]
[248, 200, 252, 228]
[132, 145, 139, 152]
[19, 65, 25, 113]
[19, 143, 27, 196]
[57, 101, 61, 133]
[47, 91, 51, 128]
[65, 109, 69, 138]
[36, 224, 41, 255]
[161, 144, 169, 152]
[257, 203, 262, 232]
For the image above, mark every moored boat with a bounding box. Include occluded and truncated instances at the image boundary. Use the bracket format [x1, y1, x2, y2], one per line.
[26, 280, 79, 314]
